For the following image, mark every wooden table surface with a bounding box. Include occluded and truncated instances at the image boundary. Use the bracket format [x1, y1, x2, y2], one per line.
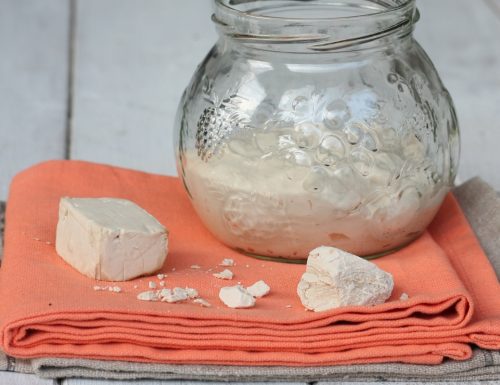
[0, 0, 499, 384]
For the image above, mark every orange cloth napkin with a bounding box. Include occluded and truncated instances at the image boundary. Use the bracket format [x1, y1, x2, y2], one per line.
[0, 160, 499, 366]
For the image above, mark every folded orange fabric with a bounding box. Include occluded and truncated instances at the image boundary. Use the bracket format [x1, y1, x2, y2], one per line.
[0, 160, 499, 366]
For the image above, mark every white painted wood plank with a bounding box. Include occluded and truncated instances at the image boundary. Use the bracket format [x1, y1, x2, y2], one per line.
[62, 380, 500, 385]
[317, 382, 500, 385]
[0, 0, 70, 200]
[485, 0, 500, 20]
[63, 380, 305, 385]
[415, 0, 500, 189]
[70, 0, 216, 176]
[0, 372, 53, 385]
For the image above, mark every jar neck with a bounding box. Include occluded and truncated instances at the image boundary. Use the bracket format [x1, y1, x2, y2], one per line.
[213, 0, 419, 54]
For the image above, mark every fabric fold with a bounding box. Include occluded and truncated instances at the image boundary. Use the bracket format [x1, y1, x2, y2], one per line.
[0, 160, 499, 367]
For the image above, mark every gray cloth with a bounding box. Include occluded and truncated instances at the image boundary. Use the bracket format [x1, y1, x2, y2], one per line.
[1, 177, 500, 381]
[28, 348, 500, 382]
[453, 177, 500, 280]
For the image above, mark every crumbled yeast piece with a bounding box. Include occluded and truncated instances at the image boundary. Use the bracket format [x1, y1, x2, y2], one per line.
[219, 285, 255, 308]
[159, 288, 172, 298]
[297, 246, 394, 312]
[148, 281, 157, 289]
[400, 292, 409, 301]
[159, 281, 165, 287]
[137, 290, 159, 301]
[219, 258, 234, 267]
[157, 273, 165, 280]
[247, 280, 270, 298]
[193, 298, 212, 307]
[185, 287, 199, 299]
[173, 287, 189, 298]
[161, 287, 189, 303]
[190, 264, 201, 269]
[213, 269, 234, 280]
[93, 285, 121, 293]
[136, 287, 199, 304]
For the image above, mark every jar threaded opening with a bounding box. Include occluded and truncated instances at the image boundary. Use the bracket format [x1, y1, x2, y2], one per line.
[213, 0, 418, 52]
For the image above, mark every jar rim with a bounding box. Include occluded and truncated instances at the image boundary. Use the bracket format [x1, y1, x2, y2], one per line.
[214, 0, 415, 23]
[212, 0, 418, 52]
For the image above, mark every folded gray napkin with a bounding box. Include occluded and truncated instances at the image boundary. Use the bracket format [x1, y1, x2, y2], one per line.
[1, 177, 499, 381]
[29, 348, 500, 382]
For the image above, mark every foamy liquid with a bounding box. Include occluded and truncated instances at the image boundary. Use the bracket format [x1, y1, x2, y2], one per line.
[183, 150, 446, 259]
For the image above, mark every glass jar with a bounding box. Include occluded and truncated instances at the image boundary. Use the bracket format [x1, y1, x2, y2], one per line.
[174, 0, 460, 261]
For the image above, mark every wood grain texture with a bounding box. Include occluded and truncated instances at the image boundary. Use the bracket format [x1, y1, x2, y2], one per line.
[0, 372, 54, 385]
[317, 382, 500, 385]
[62, 380, 306, 385]
[61, 380, 500, 385]
[70, 0, 216, 176]
[0, 0, 70, 200]
[415, 0, 500, 189]
[485, 0, 500, 19]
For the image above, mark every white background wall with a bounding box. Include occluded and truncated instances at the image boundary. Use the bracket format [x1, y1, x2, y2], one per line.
[0, 0, 499, 200]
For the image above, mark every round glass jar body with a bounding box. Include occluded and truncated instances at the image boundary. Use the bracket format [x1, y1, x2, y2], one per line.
[174, 0, 460, 261]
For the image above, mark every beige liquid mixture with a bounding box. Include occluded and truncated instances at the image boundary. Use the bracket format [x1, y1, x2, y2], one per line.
[183, 142, 446, 260]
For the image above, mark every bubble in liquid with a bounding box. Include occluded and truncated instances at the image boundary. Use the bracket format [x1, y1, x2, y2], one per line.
[344, 122, 364, 145]
[227, 139, 261, 158]
[370, 185, 421, 241]
[285, 149, 312, 167]
[303, 166, 329, 193]
[292, 123, 322, 149]
[376, 126, 399, 150]
[360, 131, 378, 152]
[398, 186, 421, 213]
[324, 100, 351, 130]
[278, 134, 296, 150]
[285, 166, 310, 182]
[387, 73, 398, 84]
[402, 133, 425, 161]
[351, 148, 374, 177]
[254, 131, 280, 154]
[292, 95, 308, 112]
[329, 166, 363, 213]
[372, 152, 401, 187]
[253, 100, 277, 127]
[367, 163, 393, 187]
[316, 134, 345, 166]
